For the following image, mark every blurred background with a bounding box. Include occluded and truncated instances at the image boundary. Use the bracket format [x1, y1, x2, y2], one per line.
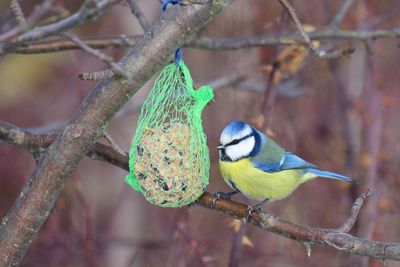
[1, 0, 400, 266]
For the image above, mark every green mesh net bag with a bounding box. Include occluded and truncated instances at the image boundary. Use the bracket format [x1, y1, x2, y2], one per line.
[125, 61, 214, 207]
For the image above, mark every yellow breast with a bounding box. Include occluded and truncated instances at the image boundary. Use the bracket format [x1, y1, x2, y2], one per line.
[219, 158, 310, 201]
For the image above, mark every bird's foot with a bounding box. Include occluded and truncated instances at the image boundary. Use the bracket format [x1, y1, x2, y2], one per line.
[246, 205, 262, 222]
[212, 191, 238, 206]
[246, 199, 268, 222]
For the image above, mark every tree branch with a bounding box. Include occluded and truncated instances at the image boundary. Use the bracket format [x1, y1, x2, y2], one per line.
[0, 0, 395, 57]
[0, 0, 123, 55]
[10, 0, 27, 29]
[0, 1, 233, 266]
[197, 192, 400, 261]
[0, 121, 127, 170]
[1, 121, 400, 262]
[329, 0, 355, 28]
[337, 189, 372, 233]
[0, 0, 57, 43]
[16, 0, 122, 43]
[189, 28, 400, 50]
[62, 32, 130, 78]
[7, 26, 400, 55]
[6, 35, 141, 54]
[277, 0, 353, 59]
[127, 0, 151, 32]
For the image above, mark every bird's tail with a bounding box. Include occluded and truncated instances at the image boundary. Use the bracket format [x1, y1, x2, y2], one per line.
[306, 169, 358, 184]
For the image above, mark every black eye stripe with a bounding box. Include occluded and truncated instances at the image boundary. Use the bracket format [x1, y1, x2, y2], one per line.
[225, 133, 254, 147]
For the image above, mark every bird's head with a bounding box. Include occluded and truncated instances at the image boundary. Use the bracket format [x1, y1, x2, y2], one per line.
[218, 121, 259, 162]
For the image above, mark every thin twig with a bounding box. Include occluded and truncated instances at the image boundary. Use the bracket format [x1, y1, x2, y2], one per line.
[337, 189, 372, 233]
[127, 0, 151, 32]
[329, 0, 355, 28]
[0, 0, 57, 43]
[17, 0, 122, 43]
[278, 0, 353, 59]
[0, 0, 122, 55]
[28, 0, 58, 24]
[10, 0, 27, 29]
[102, 132, 128, 158]
[260, 61, 280, 130]
[63, 32, 131, 79]
[79, 69, 117, 81]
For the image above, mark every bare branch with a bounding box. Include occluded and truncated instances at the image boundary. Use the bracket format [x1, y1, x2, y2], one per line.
[1, 122, 400, 262]
[0, 1, 234, 265]
[4, 26, 400, 55]
[28, 0, 58, 24]
[10, 0, 27, 29]
[189, 28, 400, 50]
[198, 192, 400, 261]
[0, 121, 57, 153]
[0, 121, 127, 170]
[0, 0, 123, 55]
[63, 32, 130, 79]
[0, 0, 57, 43]
[79, 69, 116, 81]
[16, 0, 122, 43]
[102, 132, 127, 158]
[329, 0, 355, 28]
[6, 34, 139, 54]
[337, 189, 372, 233]
[127, 0, 151, 32]
[89, 142, 129, 171]
[278, 0, 353, 59]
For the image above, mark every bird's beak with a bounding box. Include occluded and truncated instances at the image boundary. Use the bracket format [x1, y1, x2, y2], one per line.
[217, 144, 224, 150]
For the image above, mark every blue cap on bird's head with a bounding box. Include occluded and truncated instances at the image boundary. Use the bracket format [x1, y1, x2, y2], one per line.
[220, 121, 255, 143]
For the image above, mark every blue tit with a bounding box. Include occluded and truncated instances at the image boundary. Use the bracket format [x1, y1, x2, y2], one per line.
[216, 121, 357, 214]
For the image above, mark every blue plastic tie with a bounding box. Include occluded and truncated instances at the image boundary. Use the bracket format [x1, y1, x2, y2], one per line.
[174, 48, 182, 65]
[162, 0, 183, 64]
[162, 0, 182, 11]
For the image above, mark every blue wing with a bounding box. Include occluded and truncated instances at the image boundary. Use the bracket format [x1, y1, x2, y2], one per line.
[280, 151, 317, 170]
[252, 151, 316, 173]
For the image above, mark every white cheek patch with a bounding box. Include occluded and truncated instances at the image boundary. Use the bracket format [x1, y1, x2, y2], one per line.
[226, 136, 255, 161]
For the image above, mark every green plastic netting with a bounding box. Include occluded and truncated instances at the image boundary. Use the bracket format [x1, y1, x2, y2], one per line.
[125, 61, 214, 207]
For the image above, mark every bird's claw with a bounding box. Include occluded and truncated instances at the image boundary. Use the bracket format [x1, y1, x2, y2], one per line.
[212, 191, 235, 206]
[246, 204, 263, 222]
[246, 199, 268, 221]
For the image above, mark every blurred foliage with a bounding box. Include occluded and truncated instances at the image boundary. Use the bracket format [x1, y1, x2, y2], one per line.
[0, 54, 62, 107]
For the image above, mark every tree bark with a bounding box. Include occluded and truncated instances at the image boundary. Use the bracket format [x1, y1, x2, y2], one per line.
[0, 1, 233, 266]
